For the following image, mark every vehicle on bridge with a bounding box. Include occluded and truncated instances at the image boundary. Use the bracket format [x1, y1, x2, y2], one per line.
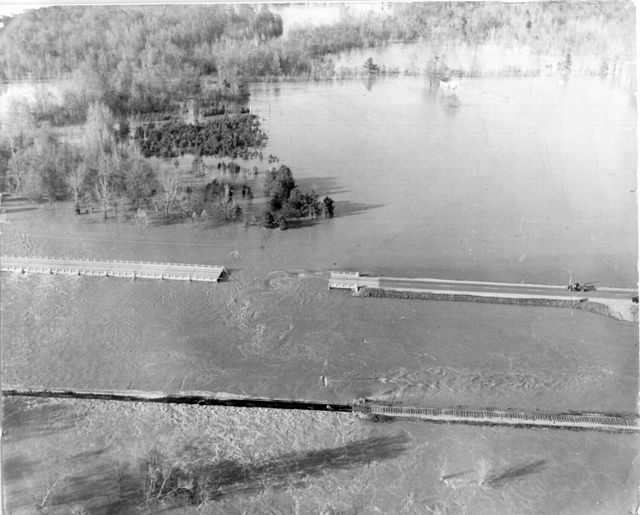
[567, 282, 597, 292]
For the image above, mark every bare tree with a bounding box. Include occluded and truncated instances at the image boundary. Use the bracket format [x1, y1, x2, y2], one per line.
[85, 100, 116, 158]
[93, 151, 120, 218]
[122, 141, 156, 208]
[68, 162, 89, 207]
[158, 166, 180, 218]
[1, 95, 35, 158]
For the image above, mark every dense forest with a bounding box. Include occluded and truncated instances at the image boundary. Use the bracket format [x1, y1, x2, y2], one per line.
[0, 3, 634, 116]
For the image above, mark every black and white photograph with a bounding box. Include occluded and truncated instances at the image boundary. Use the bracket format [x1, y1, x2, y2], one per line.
[0, 1, 638, 513]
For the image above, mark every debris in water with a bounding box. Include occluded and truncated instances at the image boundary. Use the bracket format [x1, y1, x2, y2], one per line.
[441, 469, 474, 481]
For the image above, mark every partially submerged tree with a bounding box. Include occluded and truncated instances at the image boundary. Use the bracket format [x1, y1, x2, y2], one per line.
[93, 150, 122, 218]
[322, 196, 335, 218]
[158, 165, 181, 217]
[122, 142, 156, 208]
[68, 162, 89, 208]
[85, 101, 116, 158]
[364, 57, 379, 74]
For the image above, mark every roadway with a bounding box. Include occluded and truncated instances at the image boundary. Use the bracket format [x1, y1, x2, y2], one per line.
[369, 276, 637, 301]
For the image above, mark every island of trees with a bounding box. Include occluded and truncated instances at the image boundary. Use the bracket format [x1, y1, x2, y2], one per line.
[3, 97, 334, 230]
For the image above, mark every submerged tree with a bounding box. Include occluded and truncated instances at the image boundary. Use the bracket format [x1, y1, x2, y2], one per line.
[158, 165, 181, 218]
[364, 57, 380, 74]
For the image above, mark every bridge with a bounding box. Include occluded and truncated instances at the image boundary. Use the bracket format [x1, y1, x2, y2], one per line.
[0, 256, 226, 282]
[3, 387, 638, 433]
[354, 404, 639, 433]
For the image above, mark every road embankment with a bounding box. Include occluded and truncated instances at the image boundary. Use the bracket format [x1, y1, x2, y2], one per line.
[356, 288, 639, 323]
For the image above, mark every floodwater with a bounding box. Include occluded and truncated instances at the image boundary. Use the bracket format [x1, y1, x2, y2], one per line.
[249, 75, 637, 286]
[2, 397, 639, 514]
[1, 74, 638, 513]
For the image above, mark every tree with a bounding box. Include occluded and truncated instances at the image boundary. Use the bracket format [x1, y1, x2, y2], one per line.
[7, 125, 72, 203]
[214, 200, 242, 222]
[158, 165, 180, 217]
[2, 95, 36, 158]
[85, 101, 116, 159]
[93, 150, 121, 218]
[68, 162, 89, 207]
[364, 57, 379, 74]
[322, 196, 335, 218]
[122, 142, 156, 208]
[252, 8, 283, 41]
[559, 52, 572, 74]
[7, 147, 41, 199]
[265, 165, 295, 200]
[191, 154, 204, 176]
[262, 210, 274, 228]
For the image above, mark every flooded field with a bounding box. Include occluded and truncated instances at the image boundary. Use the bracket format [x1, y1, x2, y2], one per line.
[249, 76, 637, 286]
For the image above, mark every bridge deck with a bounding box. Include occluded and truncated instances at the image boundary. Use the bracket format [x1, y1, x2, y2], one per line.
[355, 404, 639, 432]
[0, 256, 225, 282]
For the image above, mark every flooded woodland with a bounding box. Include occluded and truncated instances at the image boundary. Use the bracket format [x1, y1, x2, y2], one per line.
[1, 3, 638, 514]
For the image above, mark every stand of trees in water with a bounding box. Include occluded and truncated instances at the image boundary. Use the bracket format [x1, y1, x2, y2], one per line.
[262, 165, 334, 229]
[134, 115, 267, 160]
[2, 98, 332, 230]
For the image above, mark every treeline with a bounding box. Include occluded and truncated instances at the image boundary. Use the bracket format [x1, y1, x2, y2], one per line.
[134, 114, 267, 159]
[290, 2, 635, 58]
[1, 98, 334, 230]
[4, 101, 157, 210]
[0, 5, 284, 116]
[0, 3, 633, 103]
